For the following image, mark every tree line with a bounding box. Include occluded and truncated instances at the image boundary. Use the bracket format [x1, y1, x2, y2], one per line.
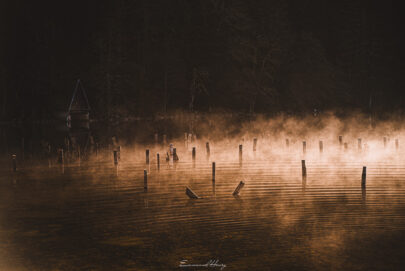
[0, 0, 403, 121]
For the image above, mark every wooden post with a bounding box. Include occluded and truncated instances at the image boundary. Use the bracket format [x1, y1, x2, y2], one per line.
[186, 187, 199, 199]
[301, 160, 307, 181]
[173, 148, 179, 161]
[303, 141, 306, 155]
[253, 138, 257, 152]
[239, 145, 242, 163]
[206, 142, 210, 159]
[112, 136, 118, 147]
[12, 154, 17, 172]
[361, 166, 366, 188]
[339, 135, 343, 146]
[117, 146, 121, 161]
[77, 147, 81, 166]
[396, 139, 399, 150]
[233, 181, 245, 196]
[144, 169, 148, 190]
[157, 153, 160, 170]
[146, 149, 150, 164]
[319, 141, 323, 153]
[113, 150, 118, 165]
[58, 149, 64, 164]
[65, 136, 69, 153]
[384, 137, 387, 148]
[21, 138, 24, 161]
[48, 144, 51, 168]
[212, 162, 216, 182]
[192, 147, 196, 161]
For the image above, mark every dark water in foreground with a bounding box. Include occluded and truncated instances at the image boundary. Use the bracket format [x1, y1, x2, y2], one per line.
[1, 142, 405, 271]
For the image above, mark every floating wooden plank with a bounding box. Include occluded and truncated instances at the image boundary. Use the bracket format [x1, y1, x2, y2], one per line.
[186, 187, 200, 199]
[233, 181, 245, 196]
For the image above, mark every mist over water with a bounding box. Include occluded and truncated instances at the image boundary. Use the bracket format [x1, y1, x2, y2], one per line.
[1, 112, 405, 270]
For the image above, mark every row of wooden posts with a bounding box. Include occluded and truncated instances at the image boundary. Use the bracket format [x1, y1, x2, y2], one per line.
[8, 135, 379, 194]
[9, 134, 399, 170]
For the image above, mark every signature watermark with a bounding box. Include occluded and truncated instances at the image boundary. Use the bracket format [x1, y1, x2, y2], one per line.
[179, 259, 226, 270]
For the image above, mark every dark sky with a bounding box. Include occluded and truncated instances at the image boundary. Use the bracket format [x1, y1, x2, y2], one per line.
[1, 0, 404, 120]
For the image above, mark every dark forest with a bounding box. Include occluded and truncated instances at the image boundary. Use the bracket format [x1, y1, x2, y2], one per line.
[1, 0, 404, 121]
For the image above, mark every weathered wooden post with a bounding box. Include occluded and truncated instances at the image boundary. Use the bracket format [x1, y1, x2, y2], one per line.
[173, 148, 179, 161]
[144, 169, 148, 190]
[319, 141, 323, 153]
[189, 133, 193, 144]
[12, 154, 17, 172]
[192, 147, 196, 161]
[339, 135, 343, 147]
[303, 141, 306, 155]
[361, 166, 366, 188]
[21, 138, 24, 161]
[58, 149, 64, 165]
[67, 138, 71, 163]
[384, 137, 387, 148]
[396, 139, 399, 150]
[47, 144, 52, 168]
[157, 153, 160, 170]
[186, 187, 200, 199]
[77, 147, 81, 166]
[206, 142, 210, 159]
[239, 145, 243, 164]
[358, 138, 362, 151]
[146, 149, 150, 164]
[302, 160, 307, 182]
[166, 152, 170, 162]
[212, 162, 216, 182]
[253, 138, 257, 152]
[113, 150, 118, 165]
[112, 136, 118, 147]
[233, 181, 245, 196]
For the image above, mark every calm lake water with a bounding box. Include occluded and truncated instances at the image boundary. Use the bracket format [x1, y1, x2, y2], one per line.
[1, 123, 405, 270]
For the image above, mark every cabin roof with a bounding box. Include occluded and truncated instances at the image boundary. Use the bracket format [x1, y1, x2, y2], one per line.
[68, 79, 90, 113]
